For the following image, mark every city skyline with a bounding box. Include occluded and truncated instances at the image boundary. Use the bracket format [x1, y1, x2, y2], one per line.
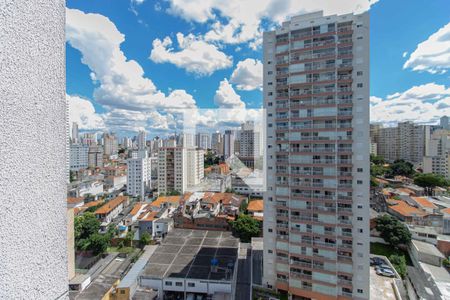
[67, 0, 450, 138]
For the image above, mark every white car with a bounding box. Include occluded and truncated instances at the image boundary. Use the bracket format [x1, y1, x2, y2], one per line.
[376, 268, 395, 278]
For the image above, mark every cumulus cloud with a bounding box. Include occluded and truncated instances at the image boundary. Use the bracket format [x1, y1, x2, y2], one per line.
[371, 83, 450, 125]
[150, 33, 233, 76]
[68, 94, 105, 130]
[214, 79, 246, 109]
[66, 8, 197, 111]
[166, 0, 377, 47]
[230, 58, 263, 91]
[404, 22, 450, 74]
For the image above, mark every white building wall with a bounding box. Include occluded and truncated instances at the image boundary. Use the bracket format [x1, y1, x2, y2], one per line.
[0, 1, 68, 298]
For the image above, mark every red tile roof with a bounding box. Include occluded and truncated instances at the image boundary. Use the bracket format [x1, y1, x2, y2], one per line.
[247, 200, 264, 212]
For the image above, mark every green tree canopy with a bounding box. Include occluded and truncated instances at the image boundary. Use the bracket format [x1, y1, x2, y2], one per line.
[389, 254, 407, 279]
[230, 214, 260, 243]
[370, 154, 385, 165]
[414, 173, 450, 196]
[385, 160, 415, 178]
[75, 212, 100, 241]
[89, 233, 110, 255]
[376, 215, 411, 247]
[140, 232, 152, 246]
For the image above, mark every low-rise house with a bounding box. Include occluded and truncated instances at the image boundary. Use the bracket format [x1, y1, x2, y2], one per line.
[173, 192, 246, 231]
[247, 199, 263, 221]
[95, 196, 128, 225]
[410, 240, 446, 267]
[67, 197, 85, 209]
[68, 180, 104, 198]
[411, 196, 439, 214]
[387, 199, 428, 223]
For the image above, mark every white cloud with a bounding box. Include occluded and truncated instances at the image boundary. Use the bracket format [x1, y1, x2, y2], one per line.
[230, 58, 263, 91]
[214, 79, 246, 109]
[402, 51, 408, 58]
[68, 94, 105, 130]
[150, 33, 233, 76]
[166, 0, 377, 47]
[404, 22, 450, 74]
[371, 83, 450, 125]
[66, 8, 197, 111]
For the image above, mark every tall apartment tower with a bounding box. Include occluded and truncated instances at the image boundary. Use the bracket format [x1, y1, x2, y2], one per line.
[103, 132, 118, 157]
[71, 122, 79, 143]
[211, 132, 224, 156]
[127, 149, 151, 199]
[138, 130, 147, 150]
[263, 11, 370, 299]
[223, 130, 235, 159]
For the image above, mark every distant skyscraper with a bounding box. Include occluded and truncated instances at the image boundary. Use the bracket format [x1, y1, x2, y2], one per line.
[239, 121, 261, 158]
[441, 116, 449, 130]
[81, 132, 97, 146]
[122, 137, 133, 148]
[88, 145, 103, 168]
[103, 133, 118, 157]
[195, 133, 211, 150]
[263, 11, 370, 299]
[71, 122, 79, 144]
[223, 130, 235, 159]
[127, 151, 151, 199]
[211, 132, 224, 156]
[138, 130, 147, 150]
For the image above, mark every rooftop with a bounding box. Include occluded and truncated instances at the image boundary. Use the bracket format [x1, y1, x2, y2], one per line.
[150, 196, 181, 208]
[117, 245, 157, 289]
[95, 196, 127, 215]
[247, 199, 263, 212]
[141, 229, 238, 281]
[412, 240, 446, 258]
[412, 197, 438, 209]
[67, 197, 84, 205]
[387, 199, 428, 217]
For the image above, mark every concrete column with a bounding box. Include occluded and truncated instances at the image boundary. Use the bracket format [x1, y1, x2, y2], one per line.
[0, 1, 67, 299]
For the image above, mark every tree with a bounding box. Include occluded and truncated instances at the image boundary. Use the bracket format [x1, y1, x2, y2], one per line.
[385, 160, 415, 178]
[204, 150, 220, 168]
[230, 214, 261, 243]
[140, 232, 152, 246]
[74, 212, 100, 241]
[375, 215, 411, 247]
[89, 233, 109, 255]
[124, 230, 135, 247]
[240, 200, 248, 214]
[389, 254, 407, 279]
[414, 173, 449, 195]
[370, 154, 385, 166]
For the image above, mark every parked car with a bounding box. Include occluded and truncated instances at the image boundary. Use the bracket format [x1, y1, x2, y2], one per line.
[375, 264, 392, 271]
[376, 268, 395, 277]
[370, 257, 386, 266]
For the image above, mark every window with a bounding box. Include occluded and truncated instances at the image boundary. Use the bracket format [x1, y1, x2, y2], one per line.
[357, 83, 363, 88]
[359, 228, 363, 233]
[120, 290, 126, 294]
[268, 102, 273, 106]
[357, 217, 363, 221]
[175, 282, 182, 287]
[268, 228, 273, 232]
[268, 249, 273, 254]
[165, 281, 172, 286]
[268, 92, 273, 96]
[357, 36, 363, 40]
[268, 61, 272, 64]
[268, 82, 273, 85]
[268, 71, 273, 75]
[357, 168, 363, 172]
[357, 204, 363, 209]
[358, 289, 363, 293]
[357, 71, 363, 76]
[357, 180, 363, 184]
[188, 282, 195, 287]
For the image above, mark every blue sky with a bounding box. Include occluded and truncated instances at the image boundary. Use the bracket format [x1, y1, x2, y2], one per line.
[66, 0, 450, 136]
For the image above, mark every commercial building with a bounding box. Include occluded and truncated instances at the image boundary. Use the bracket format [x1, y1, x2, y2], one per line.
[263, 11, 370, 299]
[139, 229, 239, 299]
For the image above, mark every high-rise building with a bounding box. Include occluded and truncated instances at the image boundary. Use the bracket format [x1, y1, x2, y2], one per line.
[239, 121, 261, 158]
[122, 136, 133, 149]
[69, 143, 89, 171]
[223, 130, 235, 159]
[138, 130, 147, 150]
[423, 129, 450, 178]
[369, 124, 382, 155]
[80, 132, 97, 146]
[127, 149, 151, 198]
[103, 132, 118, 157]
[441, 116, 449, 130]
[377, 122, 428, 163]
[158, 147, 204, 194]
[263, 11, 370, 299]
[71, 122, 79, 144]
[211, 132, 224, 156]
[196, 132, 211, 150]
[88, 145, 103, 168]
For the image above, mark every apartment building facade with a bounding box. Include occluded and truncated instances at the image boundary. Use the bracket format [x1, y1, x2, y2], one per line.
[69, 143, 89, 171]
[158, 147, 187, 194]
[263, 11, 370, 299]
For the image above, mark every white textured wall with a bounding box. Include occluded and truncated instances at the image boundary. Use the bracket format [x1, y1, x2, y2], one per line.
[0, 1, 68, 299]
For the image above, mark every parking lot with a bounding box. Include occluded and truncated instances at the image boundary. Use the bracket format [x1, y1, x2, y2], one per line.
[370, 256, 399, 300]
